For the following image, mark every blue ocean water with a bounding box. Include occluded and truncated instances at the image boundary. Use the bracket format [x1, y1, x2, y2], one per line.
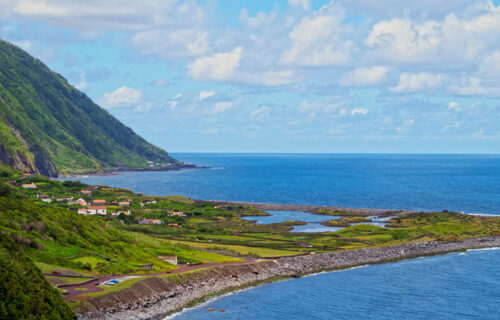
[170, 249, 500, 320]
[242, 211, 390, 232]
[61, 153, 500, 215]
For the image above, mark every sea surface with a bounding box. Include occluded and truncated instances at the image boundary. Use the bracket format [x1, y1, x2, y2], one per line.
[241, 210, 389, 232]
[61, 153, 500, 215]
[168, 248, 500, 320]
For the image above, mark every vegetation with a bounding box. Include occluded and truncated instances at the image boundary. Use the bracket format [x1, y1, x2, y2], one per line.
[0, 39, 183, 176]
[0, 232, 75, 319]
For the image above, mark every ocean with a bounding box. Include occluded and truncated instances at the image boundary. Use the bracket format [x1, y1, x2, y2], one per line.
[59, 153, 500, 319]
[63, 153, 500, 215]
[169, 248, 500, 320]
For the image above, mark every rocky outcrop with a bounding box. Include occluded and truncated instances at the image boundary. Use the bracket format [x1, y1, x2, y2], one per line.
[78, 236, 500, 320]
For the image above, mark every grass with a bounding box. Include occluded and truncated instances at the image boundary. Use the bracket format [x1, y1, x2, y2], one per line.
[169, 240, 303, 257]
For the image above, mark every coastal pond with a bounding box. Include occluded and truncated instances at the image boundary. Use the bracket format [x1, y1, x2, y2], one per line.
[242, 211, 391, 233]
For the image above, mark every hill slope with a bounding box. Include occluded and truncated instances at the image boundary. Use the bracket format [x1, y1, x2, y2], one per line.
[0, 39, 183, 176]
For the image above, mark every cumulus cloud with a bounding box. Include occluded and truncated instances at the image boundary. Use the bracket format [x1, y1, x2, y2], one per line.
[239, 9, 276, 27]
[188, 47, 243, 82]
[351, 108, 369, 115]
[280, 9, 354, 66]
[448, 77, 500, 97]
[365, 6, 500, 67]
[98, 86, 143, 108]
[340, 66, 388, 87]
[198, 90, 216, 100]
[391, 73, 446, 93]
[288, 0, 311, 11]
[448, 101, 460, 110]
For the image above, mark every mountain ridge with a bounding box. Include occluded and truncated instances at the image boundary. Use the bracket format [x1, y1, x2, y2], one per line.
[0, 39, 186, 177]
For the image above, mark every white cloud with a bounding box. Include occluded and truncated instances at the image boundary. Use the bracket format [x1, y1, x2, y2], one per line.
[280, 10, 354, 66]
[288, 0, 311, 11]
[239, 9, 276, 27]
[340, 66, 388, 87]
[198, 90, 216, 100]
[448, 101, 460, 110]
[98, 86, 143, 108]
[212, 101, 234, 114]
[251, 105, 270, 117]
[237, 70, 296, 86]
[351, 108, 369, 115]
[188, 47, 243, 82]
[448, 77, 500, 97]
[132, 29, 209, 58]
[365, 6, 500, 66]
[391, 73, 445, 93]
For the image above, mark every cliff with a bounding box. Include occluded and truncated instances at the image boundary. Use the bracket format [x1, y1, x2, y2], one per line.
[0, 39, 183, 177]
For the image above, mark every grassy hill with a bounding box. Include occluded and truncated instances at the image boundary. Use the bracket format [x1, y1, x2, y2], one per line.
[0, 39, 184, 176]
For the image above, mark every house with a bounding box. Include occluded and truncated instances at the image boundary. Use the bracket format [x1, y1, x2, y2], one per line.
[138, 218, 162, 225]
[118, 201, 130, 207]
[141, 200, 157, 207]
[22, 183, 36, 189]
[112, 210, 131, 216]
[80, 190, 92, 195]
[39, 196, 52, 203]
[168, 223, 179, 227]
[158, 255, 178, 266]
[22, 173, 32, 178]
[56, 196, 73, 202]
[168, 211, 186, 217]
[93, 199, 106, 205]
[68, 198, 88, 206]
[78, 206, 107, 215]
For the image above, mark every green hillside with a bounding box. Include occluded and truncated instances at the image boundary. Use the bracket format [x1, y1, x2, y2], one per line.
[0, 39, 185, 176]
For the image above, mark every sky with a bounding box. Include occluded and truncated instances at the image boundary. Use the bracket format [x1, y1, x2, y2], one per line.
[1, 0, 499, 153]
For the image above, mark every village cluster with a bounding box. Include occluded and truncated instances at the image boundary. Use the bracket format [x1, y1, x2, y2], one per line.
[20, 174, 187, 226]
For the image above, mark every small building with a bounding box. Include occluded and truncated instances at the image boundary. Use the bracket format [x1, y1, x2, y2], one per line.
[118, 201, 130, 207]
[168, 223, 179, 227]
[22, 183, 36, 189]
[68, 198, 88, 206]
[78, 206, 107, 215]
[93, 199, 106, 205]
[112, 210, 131, 216]
[158, 255, 178, 266]
[168, 211, 186, 217]
[40, 197, 52, 203]
[80, 190, 92, 195]
[139, 218, 162, 225]
[22, 173, 32, 178]
[56, 196, 73, 202]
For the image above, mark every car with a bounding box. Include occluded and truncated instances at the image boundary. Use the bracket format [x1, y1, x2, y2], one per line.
[52, 271, 61, 275]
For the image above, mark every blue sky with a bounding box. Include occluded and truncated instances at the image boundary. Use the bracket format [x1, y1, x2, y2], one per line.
[1, 0, 499, 153]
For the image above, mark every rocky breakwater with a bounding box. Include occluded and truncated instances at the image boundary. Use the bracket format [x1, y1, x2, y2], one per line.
[78, 236, 500, 320]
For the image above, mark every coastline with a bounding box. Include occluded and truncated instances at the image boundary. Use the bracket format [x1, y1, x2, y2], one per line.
[56, 164, 209, 179]
[202, 200, 417, 216]
[77, 236, 500, 320]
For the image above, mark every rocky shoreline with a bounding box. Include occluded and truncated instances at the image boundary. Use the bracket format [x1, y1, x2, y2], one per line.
[202, 200, 416, 216]
[78, 236, 500, 320]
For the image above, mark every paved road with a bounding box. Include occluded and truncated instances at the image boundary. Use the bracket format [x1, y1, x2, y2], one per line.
[63, 260, 253, 301]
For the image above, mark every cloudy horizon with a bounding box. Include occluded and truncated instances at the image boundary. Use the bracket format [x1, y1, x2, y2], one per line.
[1, 0, 499, 153]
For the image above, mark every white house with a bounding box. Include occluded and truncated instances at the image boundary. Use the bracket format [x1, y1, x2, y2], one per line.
[22, 183, 36, 189]
[78, 206, 107, 216]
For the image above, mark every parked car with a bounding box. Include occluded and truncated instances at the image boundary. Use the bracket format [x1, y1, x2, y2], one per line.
[52, 270, 61, 275]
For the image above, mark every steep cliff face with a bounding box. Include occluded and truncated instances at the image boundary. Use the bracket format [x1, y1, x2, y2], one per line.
[0, 39, 181, 177]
